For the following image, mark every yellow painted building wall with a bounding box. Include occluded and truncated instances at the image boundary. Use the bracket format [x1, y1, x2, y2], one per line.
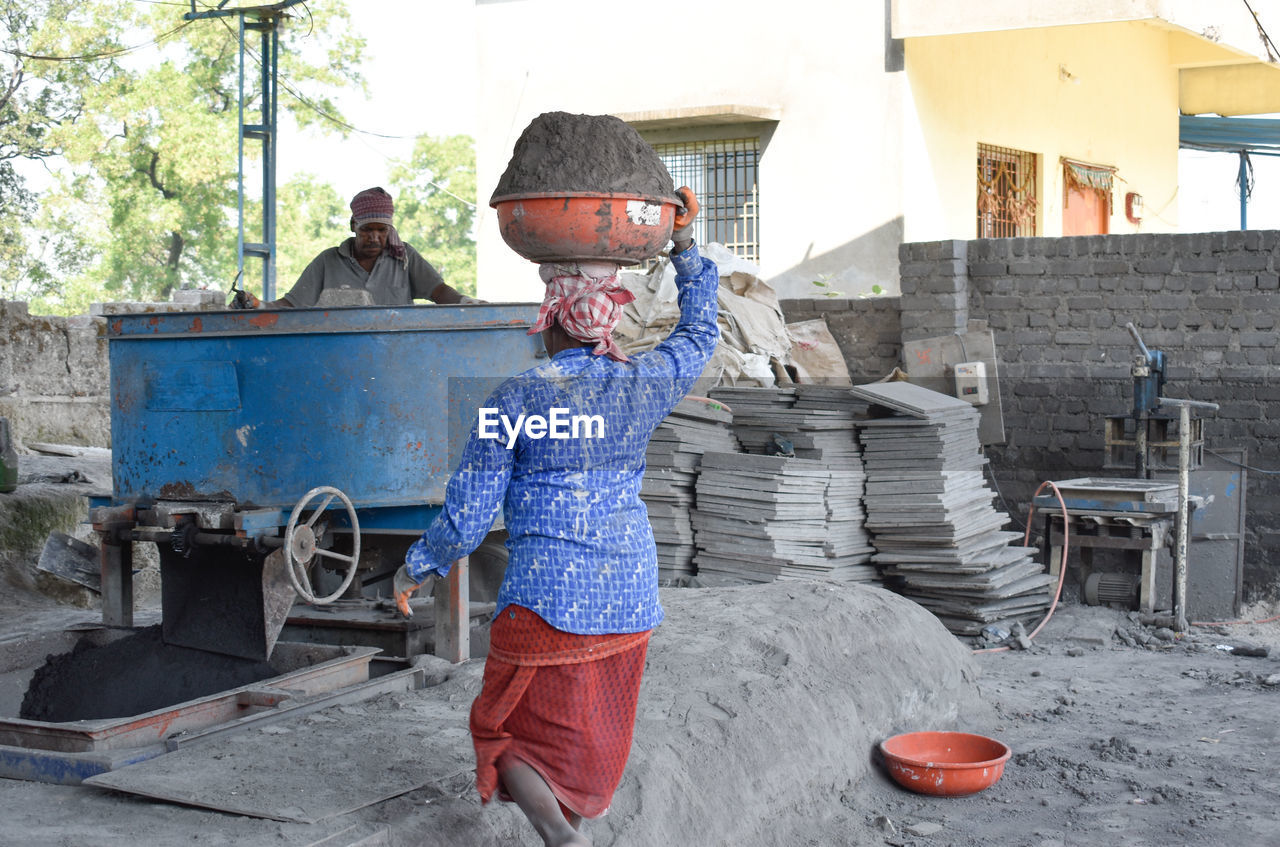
[903, 21, 1181, 241]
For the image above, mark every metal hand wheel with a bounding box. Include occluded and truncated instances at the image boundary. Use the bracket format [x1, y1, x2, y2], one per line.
[284, 485, 361, 604]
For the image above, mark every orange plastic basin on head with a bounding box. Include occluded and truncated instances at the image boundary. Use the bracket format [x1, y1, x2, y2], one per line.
[491, 191, 680, 265]
[879, 731, 1011, 797]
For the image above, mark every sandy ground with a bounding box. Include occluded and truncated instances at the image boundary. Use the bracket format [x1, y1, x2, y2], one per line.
[3, 453, 1280, 845]
[1, 575, 1279, 846]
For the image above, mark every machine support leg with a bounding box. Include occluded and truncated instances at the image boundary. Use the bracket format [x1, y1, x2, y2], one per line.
[1139, 522, 1165, 615]
[1159, 396, 1219, 633]
[435, 556, 470, 663]
[100, 531, 134, 628]
[1174, 403, 1191, 632]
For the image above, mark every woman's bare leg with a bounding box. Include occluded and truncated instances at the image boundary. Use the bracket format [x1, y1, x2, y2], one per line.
[497, 755, 590, 847]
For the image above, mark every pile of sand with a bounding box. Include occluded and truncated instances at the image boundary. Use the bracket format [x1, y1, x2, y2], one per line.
[491, 111, 676, 201]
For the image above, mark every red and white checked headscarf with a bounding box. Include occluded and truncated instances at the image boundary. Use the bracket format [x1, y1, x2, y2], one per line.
[529, 261, 634, 362]
[349, 187, 407, 264]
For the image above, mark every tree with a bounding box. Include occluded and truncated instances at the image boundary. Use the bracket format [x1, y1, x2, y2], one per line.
[273, 174, 346, 290]
[3, 1, 364, 310]
[388, 134, 478, 297]
[0, 0, 127, 301]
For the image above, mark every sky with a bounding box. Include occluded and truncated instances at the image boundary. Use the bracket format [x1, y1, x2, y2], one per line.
[1179, 147, 1280, 232]
[276, 0, 478, 201]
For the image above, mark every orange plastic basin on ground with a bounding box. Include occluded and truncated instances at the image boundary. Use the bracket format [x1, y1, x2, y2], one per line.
[491, 191, 680, 265]
[879, 731, 1011, 797]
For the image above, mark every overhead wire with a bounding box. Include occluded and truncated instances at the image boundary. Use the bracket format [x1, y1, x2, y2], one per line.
[204, 9, 477, 208]
[0, 19, 196, 62]
[1244, 0, 1280, 63]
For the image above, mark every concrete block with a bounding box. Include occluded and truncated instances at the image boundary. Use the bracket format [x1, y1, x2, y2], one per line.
[968, 261, 1008, 277]
[1091, 259, 1130, 275]
[1224, 250, 1268, 273]
[1007, 259, 1048, 275]
[933, 240, 968, 261]
[170, 288, 225, 307]
[1240, 331, 1279, 347]
[1149, 293, 1193, 311]
[1222, 230, 1249, 250]
[1189, 330, 1232, 347]
[1066, 295, 1105, 310]
[1012, 329, 1053, 345]
[1136, 257, 1175, 274]
[1196, 295, 1238, 311]
[898, 260, 938, 279]
[1048, 257, 1092, 275]
[1179, 255, 1220, 273]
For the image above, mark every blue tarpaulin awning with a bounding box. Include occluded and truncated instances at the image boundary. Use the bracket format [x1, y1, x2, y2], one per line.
[1180, 115, 1280, 229]
[1179, 115, 1280, 153]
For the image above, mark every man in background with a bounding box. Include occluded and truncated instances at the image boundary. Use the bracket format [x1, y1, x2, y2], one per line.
[232, 186, 474, 308]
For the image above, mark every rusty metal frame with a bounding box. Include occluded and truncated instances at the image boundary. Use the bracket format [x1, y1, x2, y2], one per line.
[977, 143, 1038, 238]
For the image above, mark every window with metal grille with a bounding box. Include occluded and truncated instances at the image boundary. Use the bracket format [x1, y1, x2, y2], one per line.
[653, 137, 760, 262]
[977, 143, 1038, 238]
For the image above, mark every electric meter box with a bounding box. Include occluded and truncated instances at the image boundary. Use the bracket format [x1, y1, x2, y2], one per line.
[953, 361, 989, 406]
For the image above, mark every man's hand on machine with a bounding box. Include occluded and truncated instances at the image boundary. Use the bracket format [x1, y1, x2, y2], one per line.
[394, 565, 437, 618]
[229, 289, 260, 309]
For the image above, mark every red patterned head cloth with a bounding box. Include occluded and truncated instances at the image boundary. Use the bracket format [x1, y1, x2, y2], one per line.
[349, 186, 406, 263]
[529, 261, 635, 362]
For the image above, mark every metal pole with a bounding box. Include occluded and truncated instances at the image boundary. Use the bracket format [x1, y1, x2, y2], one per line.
[184, 2, 304, 299]
[1239, 150, 1248, 231]
[236, 15, 247, 286]
[1159, 397, 1219, 633]
[261, 16, 278, 300]
[435, 556, 470, 663]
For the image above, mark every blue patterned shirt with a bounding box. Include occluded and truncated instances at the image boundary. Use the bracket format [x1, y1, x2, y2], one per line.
[405, 244, 719, 634]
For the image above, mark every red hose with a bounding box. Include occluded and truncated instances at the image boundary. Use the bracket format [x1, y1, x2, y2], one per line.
[972, 480, 1069, 655]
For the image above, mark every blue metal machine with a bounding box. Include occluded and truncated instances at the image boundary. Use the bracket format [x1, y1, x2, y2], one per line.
[92, 303, 541, 659]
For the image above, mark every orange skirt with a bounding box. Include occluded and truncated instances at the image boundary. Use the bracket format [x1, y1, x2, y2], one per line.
[469, 605, 651, 819]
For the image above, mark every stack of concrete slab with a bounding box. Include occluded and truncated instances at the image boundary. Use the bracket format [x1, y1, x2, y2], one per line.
[850, 381, 1053, 635]
[641, 396, 741, 581]
[699, 386, 876, 582]
[691, 451, 838, 581]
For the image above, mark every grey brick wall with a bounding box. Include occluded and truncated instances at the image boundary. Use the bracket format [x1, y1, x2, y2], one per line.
[780, 296, 903, 382]
[783, 231, 1280, 602]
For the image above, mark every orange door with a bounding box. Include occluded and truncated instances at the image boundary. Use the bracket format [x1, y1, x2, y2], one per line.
[1063, 185, 1109, 235]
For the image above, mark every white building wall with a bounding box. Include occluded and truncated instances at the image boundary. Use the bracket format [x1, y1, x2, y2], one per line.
[475, 0, 905, 301]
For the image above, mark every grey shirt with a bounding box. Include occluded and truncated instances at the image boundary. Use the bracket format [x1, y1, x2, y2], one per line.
[282, 238, 445, 307]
